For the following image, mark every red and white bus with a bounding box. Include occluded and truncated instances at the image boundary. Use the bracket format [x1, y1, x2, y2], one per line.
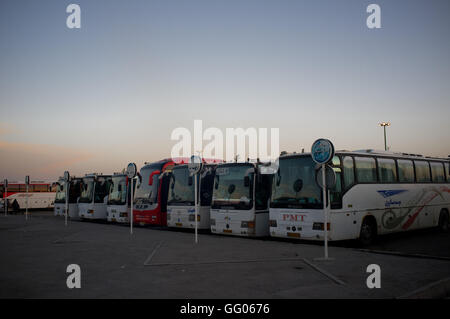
[0, 181, 56, 211]
[133, 159, 181, 226]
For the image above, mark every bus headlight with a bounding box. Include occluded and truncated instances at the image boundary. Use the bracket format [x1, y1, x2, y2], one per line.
[210, 218, 215, 226]
[119, 212, 128, 218]
[313, 222, 330, 231]
[269, 220, 277, 227]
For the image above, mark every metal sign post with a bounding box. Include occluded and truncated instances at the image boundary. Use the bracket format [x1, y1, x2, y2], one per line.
[25, 175, 30, 221]
[127, 163, 137, 235]
[311, 139, 335, 260]
[130, 177, 134, 235]
[321, 164, 328, 258]
[64, 171, 70, 227]
[188, 155, 202, 244]
[194, 172, 198, 243]
[4, 179, 8, 216]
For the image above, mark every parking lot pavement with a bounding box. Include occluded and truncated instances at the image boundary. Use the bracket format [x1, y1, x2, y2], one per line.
[1, 211, 449, 298]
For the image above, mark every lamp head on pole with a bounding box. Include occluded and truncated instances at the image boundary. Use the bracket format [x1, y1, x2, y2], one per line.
[379, 122, 391, 127]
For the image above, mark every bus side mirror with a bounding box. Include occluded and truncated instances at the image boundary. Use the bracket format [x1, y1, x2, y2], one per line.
[293, 179, 303, 193]
[276, 170, 281, 186]
[188, 176, 193, 186]
[214, 176, 219, 189]
[244, 176, 250, 187]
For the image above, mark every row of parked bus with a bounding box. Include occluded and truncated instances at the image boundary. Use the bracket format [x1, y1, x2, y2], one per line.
[1, 181, 56, 211]
[54, 150, 450, 244]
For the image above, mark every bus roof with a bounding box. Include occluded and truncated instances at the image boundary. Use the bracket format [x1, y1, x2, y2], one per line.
[279, 150, 450, 162]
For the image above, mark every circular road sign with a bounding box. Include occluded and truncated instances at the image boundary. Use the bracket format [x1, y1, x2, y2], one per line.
[311, 139, 335, 165]
[127, 163, 137, 179]
[315, 164, 336, 190]
[188, 155, 203, 176]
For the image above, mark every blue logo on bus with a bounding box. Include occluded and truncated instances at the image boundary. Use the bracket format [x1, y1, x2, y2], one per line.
[377, 190, 407, 198]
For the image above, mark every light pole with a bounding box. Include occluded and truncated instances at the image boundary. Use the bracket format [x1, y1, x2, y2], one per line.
[379, 122, 390, 151]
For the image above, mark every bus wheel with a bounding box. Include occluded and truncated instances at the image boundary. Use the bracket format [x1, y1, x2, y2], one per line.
[359, 216, 377, 246]
[438, 210, 449, 232]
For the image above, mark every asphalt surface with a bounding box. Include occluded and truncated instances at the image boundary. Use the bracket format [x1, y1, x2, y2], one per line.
[1, 211, 449, 298]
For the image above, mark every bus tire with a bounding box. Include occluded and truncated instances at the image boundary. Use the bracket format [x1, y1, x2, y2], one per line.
[359, 216, 377, 246]
[438, 209, 449, 232]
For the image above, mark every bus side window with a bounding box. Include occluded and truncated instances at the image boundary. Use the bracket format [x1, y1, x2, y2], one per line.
[160, 174, 171, 212]
[330, 167, 343, 209]
[200, 172, 215, 206]
[8, 185, 20, 192]
[414, 160, 431, 183]
[332, 156, 340, 166]
[255, 174, 272, 210]
[34, 185, 47, 192]
[343, 156, 355, 189]
[398, 159, 414, 182]
[355, 157, 377, 183]
[430, 162, 445, 183]
[446, 162, 450, 182]
[377, 158, 397, 183]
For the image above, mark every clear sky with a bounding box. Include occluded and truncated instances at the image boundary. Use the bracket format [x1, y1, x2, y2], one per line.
[1, 0, 449, 181]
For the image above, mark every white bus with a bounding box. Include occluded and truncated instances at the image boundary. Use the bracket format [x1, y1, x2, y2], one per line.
[1, 181, 56, 211]
[78, 174, 112, 220]
[54, 177, 83, 218]
[269, 150, 450, 244]
[210, 162, 274, 237]
[166, 164, 217, 230]
[106, 173, 136, 223]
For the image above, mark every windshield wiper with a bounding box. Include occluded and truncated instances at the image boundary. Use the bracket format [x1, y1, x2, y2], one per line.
[168, 200, 194, 205]
[272, 196, 300, 202]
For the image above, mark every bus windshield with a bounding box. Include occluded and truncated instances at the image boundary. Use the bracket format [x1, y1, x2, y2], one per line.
[69, 179, 82, 204]
[271, 156, 323, 209]
[167, 167, 195, 206]
[94, 177, 111, 203]
[212, 164, 254, 210]
[134, 166, 160, 205]
[108, 176, 127, 205]
[54, 181, 66, 204]
[79, 177, 95, 203]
